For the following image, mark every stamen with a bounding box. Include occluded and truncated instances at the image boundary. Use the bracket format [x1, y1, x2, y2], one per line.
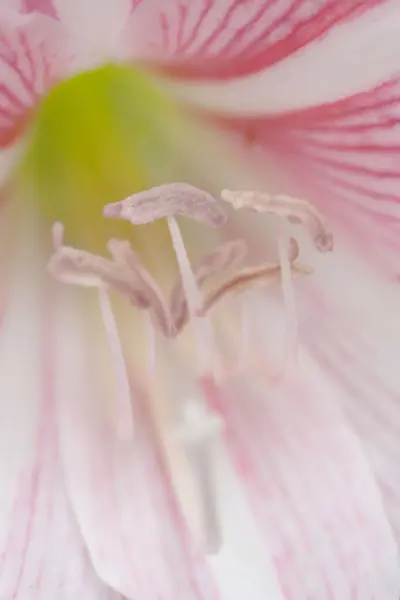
[98, 286, 134, 439]
[104, 183, 227, 228]
[278, 236, 298, 362]
[51, 221, 64, 250]
[145, 312, 157, 381]
[197, 243, 311, 318]
[107, 239, 174, 338]
[48, 246, 114, 288]
[175, 399, 222, 554]
[167, 215, 212, 375]
[221, 189, 333, 253]
[170, 239, 248, 334]
[239, 293, 251, 368]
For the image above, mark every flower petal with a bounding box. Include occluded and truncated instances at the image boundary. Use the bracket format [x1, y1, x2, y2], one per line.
[129, 1, 400, 114]
[295, 243, 400, 553]
[214, 77, 400, 275]
[53, 0, 132, 62]
[21, 0, 58, 18]
[0, 10, 68, 148]
[128, 0, 382, 72]
[204, 350, 400, 599]
[54, 293, 288, 599]
[0, 233, 119, 600]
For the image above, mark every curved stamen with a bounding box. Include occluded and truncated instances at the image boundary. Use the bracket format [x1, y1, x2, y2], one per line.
[278, 235, 298, 362]
[168, 215, 212, 376]
[48, 225, 134, 439]
[107, 239, 174, 337]
[197, 242, 311, 318]
[221, 189, 334, 252]
[170, 239, 248, 334]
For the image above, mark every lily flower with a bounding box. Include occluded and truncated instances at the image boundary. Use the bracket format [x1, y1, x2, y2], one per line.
[1, 2, 400, 600]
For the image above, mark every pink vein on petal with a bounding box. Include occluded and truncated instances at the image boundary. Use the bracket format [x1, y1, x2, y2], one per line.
[201, 370, 399, 600]
[0, 292, 112, 599]
[216, 75, 400, 273]
[21, 0, 58, 18]
[0, 10, 67, 147]
[151, 0, 385, 80]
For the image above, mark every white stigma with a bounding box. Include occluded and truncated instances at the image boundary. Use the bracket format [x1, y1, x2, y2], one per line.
[175, 399, 222, 554]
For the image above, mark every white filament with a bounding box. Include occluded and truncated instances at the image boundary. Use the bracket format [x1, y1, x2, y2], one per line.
[145, 311, 156, 381]
[52, 221, 65, 250]
[98, 286, 134, 439]
[277, 236, 298, 363]
[167, 215, 212, 376]
[239, 293, 251, 369]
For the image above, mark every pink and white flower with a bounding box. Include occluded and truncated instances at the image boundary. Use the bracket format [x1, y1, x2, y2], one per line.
[1, 1, 400, 599]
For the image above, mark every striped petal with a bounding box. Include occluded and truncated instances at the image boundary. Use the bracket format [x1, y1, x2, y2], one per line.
[0, 9, 69, 148]
[54, 295, 284, 600]
[20, 1, 58, 18]
[204, 354, 400, 599]
[127, 0, 390, 83]
[0, 233, 119, 600]
[52, 0, 132, 63]
[294, 243, 400, 551]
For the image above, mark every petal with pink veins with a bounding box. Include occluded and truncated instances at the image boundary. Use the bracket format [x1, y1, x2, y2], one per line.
[160, 1, 400, 114]
[0, 9, 69, 148]
[231, 78, 400, 276]
[21, 0, 59, 18]
[54, 293, 288, 599]
[53, 0, 132, 63]
[292, 243, 400, 555]
[202, 351, 400, 600]
[126, 0, 385, 77]
[0, 235, 120, 600]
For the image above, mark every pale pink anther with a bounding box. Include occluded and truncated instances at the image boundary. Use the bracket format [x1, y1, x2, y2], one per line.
[49, 240, 175, 337]
[103, 183, 227, 228]
[221, 189, 334, 252]
[197, 239, 312, 318]
[107, 239, 174, 337]
[48, 225, 134, 440]
[170, 239, 248, 333]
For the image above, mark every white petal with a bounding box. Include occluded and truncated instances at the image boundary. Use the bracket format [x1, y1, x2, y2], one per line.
[53, 0, 132, 63]
[0, 225, 119, 599]
[208, 338, 400, 599]
[295, 240, 400, 552]
[164, 0, 400, 115]
[54, 290, 286, 599]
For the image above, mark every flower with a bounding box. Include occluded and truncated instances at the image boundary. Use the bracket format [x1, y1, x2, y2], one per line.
[1, 1, 400, 599]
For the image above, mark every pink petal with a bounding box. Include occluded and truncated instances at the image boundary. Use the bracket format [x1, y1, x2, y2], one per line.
[127, 0, 386, 80]
[21, 0, 58, 18]
[0, 243, 119, 600]
[202, 353, 400, 599]
[53, 0, 132, 61]
[55, 294, 293, 599]
[0, 10, 68, 148]
[54, 299, 218, 599]
[214, 78, 400, 275]
[293, 245, 400, 553]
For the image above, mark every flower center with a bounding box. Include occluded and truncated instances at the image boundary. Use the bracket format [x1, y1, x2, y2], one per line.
[20, 64, 186, 256]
